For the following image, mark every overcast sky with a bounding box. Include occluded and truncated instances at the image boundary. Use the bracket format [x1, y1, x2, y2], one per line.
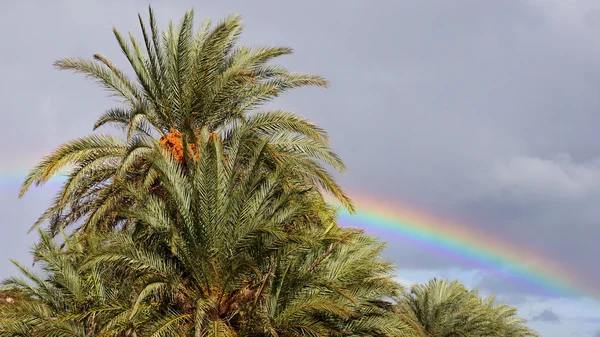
[2, 1, 600, 336]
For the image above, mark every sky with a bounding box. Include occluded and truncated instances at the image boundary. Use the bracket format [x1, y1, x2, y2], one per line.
[1, 0, 600, 335]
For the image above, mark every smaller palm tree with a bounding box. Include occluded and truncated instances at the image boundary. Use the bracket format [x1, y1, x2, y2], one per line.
[396, 278, 539, 337]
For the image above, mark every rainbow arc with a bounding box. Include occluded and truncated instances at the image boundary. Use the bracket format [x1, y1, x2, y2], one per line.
[334, 192, 596, 299]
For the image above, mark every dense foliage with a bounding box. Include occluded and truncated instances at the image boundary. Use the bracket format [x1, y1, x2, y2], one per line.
[396, 279, 539, 337]
[1, 6, 538, 337]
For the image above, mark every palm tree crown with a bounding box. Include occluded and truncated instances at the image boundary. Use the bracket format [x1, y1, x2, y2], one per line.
[20, 6, 353, 236]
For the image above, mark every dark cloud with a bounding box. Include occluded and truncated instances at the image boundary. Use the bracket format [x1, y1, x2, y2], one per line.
[532, 309, 561, 323]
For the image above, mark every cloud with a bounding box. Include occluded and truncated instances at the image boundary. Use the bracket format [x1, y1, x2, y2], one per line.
[489, 154, 600, 200]
[532, 309, 561, 323]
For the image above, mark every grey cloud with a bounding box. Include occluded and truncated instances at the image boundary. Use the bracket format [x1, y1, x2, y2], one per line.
[2, 2, 600, 328]
[489, 154, 600, 200]
[532, 309, 561, 323]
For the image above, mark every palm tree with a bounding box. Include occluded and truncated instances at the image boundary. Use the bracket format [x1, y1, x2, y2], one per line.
[19, 6, 353, 236]
[2, 130, 412, 336]
[396, 278, 539, 337]
[397, 279, 485, 337]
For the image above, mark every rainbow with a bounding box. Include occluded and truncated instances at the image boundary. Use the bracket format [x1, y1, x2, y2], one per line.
[334, 191, 597, 299]
[1, 171, 596, 299]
